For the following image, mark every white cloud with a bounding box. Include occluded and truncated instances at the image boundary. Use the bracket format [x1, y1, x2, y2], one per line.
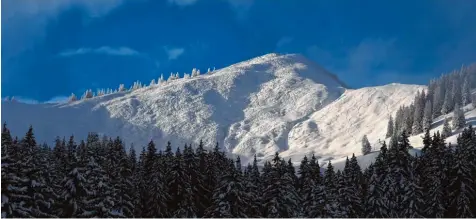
[45, 96, 69, 104]
[227, 0, 254, 20]
[59, 46, 140, 57]
[306, 38, 415, 87]
[12, 97, 39, 104]
[3, 0, 125, 60]
[167, 0, 198, 6]
[9, 95, 69, 104]
[307, 45, 339, 69]
[165, 47, 185, 60]
[347, 38, 397, 73]
[276, 36, 293, 48]
[166, 0, 254, 18]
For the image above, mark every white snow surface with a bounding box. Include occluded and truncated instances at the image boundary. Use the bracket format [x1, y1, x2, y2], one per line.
[281, 83, 425, 165]
[330, 104, 476, 171]
[2, 53, 431, 165]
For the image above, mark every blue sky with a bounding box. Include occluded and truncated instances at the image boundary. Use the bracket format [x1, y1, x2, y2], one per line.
[2, 0, 476, 103]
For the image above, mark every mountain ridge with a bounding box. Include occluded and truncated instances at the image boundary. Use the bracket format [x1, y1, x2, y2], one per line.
[1, 53, 422, 164]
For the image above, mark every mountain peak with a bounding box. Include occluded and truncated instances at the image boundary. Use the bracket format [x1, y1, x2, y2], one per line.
[224, 53, 348, 89]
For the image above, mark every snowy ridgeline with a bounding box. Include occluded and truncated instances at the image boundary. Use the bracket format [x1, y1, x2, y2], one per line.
[2, 53, 476, 169]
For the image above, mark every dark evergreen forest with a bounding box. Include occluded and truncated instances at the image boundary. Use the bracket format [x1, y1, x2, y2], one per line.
[2, 122, 476, 218]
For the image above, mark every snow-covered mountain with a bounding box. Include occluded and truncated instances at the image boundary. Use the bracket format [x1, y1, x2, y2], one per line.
[2, 53, 428, 164]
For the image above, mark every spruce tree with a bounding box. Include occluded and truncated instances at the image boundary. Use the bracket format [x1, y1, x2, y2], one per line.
[261, 152, 301, 218]
[442, 117, 452, 139]
[447, 128, 475, 217]
[453, 78, 463, 107]
[14, 126, 55, 217]
[245, 154, 262, 217]
[170, 146, 196, 217]
[462, 77, 471, 106]
[299, 155, 325, 217]
[401, 158, 424, 217]
[394, 107, 405, 135]
[112, 138, 135, 217]
[422, 132, 447, 218]
[135, 148, 147, 217]
[386, 116, 394, 138]
[472, 93, 476, 108]
[384, 131, 413, 217]
[322, 161, 338, 217]
[365, 142, 389, 217]
[80, 156, 115, 218]
[143, 140, 168, 217]
[442, 88, 453, 115]
[337, 156, 363, 217]
[205, 156, 255, 217]
[194, 140, 211, 217]
[287, 158, 298, 188]
[1, 124, 31, 218]
[59, 136, 88, 218]
[412, 91, 425, 134]
[422, 99, 433, 131]
[361, 135, 372, 155]
[452, 104, 466, 130]
[349, 154, 363, 216]
[432, 81, 444, 118]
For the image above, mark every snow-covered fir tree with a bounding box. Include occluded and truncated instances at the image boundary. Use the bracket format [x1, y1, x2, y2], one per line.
[205, 156, 256, 218]
[447, 127, 475, 217]
[261, 152, 301, 218]
[338, 155, 363, 217]
[59, 136, 88, 218]
[167, 147, 196, 217]
[452, 78, 463, 108]
[422, 99, 433, 131]
[361, 135, 371, 155]
[442, 117, 452, 139]
[384, 132, 413, 217]
[191, 68, 198, 77]
[412, 91, 425, 134]
[462, 77, 471, 106]
[96, 89, 105, 97]
[401, 158, 424, 218]
[322, 161, 339, 217]
[81, 89, 93, 99]
[80, 156, 115, 218]
[422, 131, 448, 218]
[68, 93, 77, 102]
[365, 142, 389, 217]
[1, 124, 32, 218]
[143, 140, 168, 218]
[452, 104, 466, 130]
[299, 155, 325, 217]
[386, 116, 394, 138]
[472, 93, 476, 108]
[118, 84, 126, 92]
[158, 74, 165, 85]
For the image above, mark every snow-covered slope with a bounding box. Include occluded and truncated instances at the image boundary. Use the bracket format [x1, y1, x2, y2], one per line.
[280, 83, 425, 164]
[329, 104, 476, 171]
[2, 53, 345, 159]
[1, 53, 431, 165]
